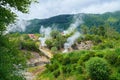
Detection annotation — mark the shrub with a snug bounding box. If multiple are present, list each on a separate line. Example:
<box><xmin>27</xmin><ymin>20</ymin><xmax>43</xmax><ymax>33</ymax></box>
<box><xmin>85</xmin><ymin>57</ymin><xmax>111</xmax><ymax>80</ymax></box>
<box><xmin>84</xmin><ymin>34</ymin><xmax>102</xmax><ymax>44</ymax></box>
<box><xmin>78</xmin><ymin>51</ymin><xmax>95</xmax><ymax>65</ymax></box>
<box><xmin>93</xmin><ymin>40</ymin><xmax>115</xmax><ymax>50</ymax></box>
<box><xmin>104</xmin><ymin>51</ymin><xmax>120</xmax><ymax>66</ymax></box>
<box><xmin>53</xmin><ymin>69</ymin><xmax>60</xmax><ymax>78</ymax></box>
<box><xmin>22</xmin><ymin>34</ymin><xmax>30</xmax><ymax>40</ymax></box>
<box><xmin>21</xmin><ymin>40</ymin><xmax>39</xmax><ymax>52</ymax></box>
<box><xmin>45</xmin><ymin>39</ymin><xmax>53</xmax><ymax>49</ymax></box>
<box><xmin>70</xmin><ymin>57</ymin><xmax>79</xmax><ymax>64</ymax></box>
<box><xmin>51</xmin><ymin>47</ymin><xmax>58</xmax><ymax>54</ymax></box>
<box><xmin>61</xmin><ymin>56</ymin><xmax>70</xmax><ymax>65</ymax></box>
<box><xmin>110</xmin><ymin>72</ymin><xmax>120</xmax><ymax>80</ymax></box>
<box><xmin>75</xmin><ymin>65</ymin><xmax>83</xmax><ymax>74</ymax></box>
<box><xmin>95</xmin><ymin>52</ymin><xmax>104</xmax><ymax>58</ymax></box>
<box><xmin>47</xmin><ymin>63</ymin><xmax>59</xmax><ymax>72</ymax></box>
<box><xmin>118</xmin><ymin>67</ymin><xmax>120</xmax><ymax>73</ymax></box>
<box><xmin>115</xmin><ymin>55</ymin><xmax>120</xmax><ymax>66</ymax></box>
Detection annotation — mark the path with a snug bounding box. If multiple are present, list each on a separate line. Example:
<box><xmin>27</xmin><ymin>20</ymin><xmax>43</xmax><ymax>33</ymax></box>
<box><xmin>39</xmin><ymin>47</ymin><xmax>53</xmax><ymax>58</ymax></box>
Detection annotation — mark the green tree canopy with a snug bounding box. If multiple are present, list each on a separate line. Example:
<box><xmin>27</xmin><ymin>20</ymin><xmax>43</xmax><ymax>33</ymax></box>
<box><xmin>0</xmin><ymin>0</ymin><xmax>36</xmax><ymax>80</ymax></box>
<box><xmin>0</xmin><ymin>0</ymin><xmax>35</xmax><ymax>33</ymax></box>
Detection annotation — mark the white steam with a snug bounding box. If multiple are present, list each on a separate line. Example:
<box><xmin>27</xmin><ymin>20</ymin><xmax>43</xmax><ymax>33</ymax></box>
<box><xmin>63</xmin><ymin>32</ymin><xmax>81</xmax><ymax>53</ymax></box>
<box><xmin>63</xmin><ymin>14</ymin><xmax>83</xmax><ymax>35</ymax></box>
<box><xmin>39</xmin><ymin>26</ymin><xmax>52</xmax><ymax>47</ymax></box>
<box><xmin>63</xmin><ymin>14</ymin><xmax>83</xmax><ymax>53</ymax></box>
<box><xmin>5</xmin><ymin>19</ymin><xmax>30</xmax><ymax>34</ymax></box>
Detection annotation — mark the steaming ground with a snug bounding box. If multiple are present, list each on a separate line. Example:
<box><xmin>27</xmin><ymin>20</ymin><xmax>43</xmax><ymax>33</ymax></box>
<box><xmin>39</xmin><ymin>26</ymin><xmax>52</xmax><ymax>47</ymax></box>
<box><xmin>63</xmin><ymin>32</ymin><xmax>81</xmax><ymax>53</ymax></box>
<box><xmin>39</xmin><ymin>14</ymin><xmax>83</xmax><ymax>53</ymax></box>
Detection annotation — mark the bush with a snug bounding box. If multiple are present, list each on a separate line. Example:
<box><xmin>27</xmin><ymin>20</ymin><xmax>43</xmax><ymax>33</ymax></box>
<box><xmin>93</xmin><ymin>42</ymin><xmax>114</xmax><ymax>50</ymax></box>
<box><xmin>53</xmin><ymin>69</ymin><xmax>60</xmax><ymax>78</ymax></box>
<box><xmin>110</xmin><ymin>73</ymin><xmax>120</xmax><ymax>80</ymax></box>
<box><xmin>84</xmin><ymin>34</ymin><xmax>102</xmax><ymax>44</ymax></box>
<box><xmin>45</xmin><ymin>39</ymin><xmax>53</xmax><ymax>49</ymax></box>
<box><xmin>21</xmin><ymin>40</ymin><xmax>39</xmax><ymax>52</ymax></box>
<box><xmin>85</xmin><ymin>57</ymin><xmax>111</xmax><ymax>80</ymax></box>
<box><xmin>47</xmin><ymin>63</ymin><xmax>59</xmax><ymax>72</ymax></box>
<box><xmin>78</xmin><ymin>51</ymin><xmax>95</xmax><ymax>65</ymax></box>
<box><xmin>75</xmin><ymin>65</ymin><xmax>83</xmax><ymax>74</ymax></box>
<box><xmin>22</xmin><ymin>34</ymin><xmax>30</xmax><ymax>40</ymax></box>
<box><xmin>61</xmin><ymin>56</ymin><xmax>70</xmax><ymax>65</ymax></box>
<box><xmin>104</xmin><ymin>50</ymin><xmax>120</xmax><ymax>66</ymax></box>
<box><xmin>51</xmin><ymin>47</ymin><xmax>58</xmax><ymax>54</ymax></box>
<box><xmin>118</xmin><ymin>67</ymin><xmax>120</xmax><ymax>73</ymax></box>
<box><xmin>115</xmin><ymin>55</ymin><xmax>120</xmax><ymax>66</ymax></box>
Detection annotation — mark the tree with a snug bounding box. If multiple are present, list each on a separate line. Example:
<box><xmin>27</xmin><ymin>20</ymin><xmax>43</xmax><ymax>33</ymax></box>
<box><xmin>50</xmin><ymin>30</ymin><xmax>60</xmax><ymax>39</ymax></box>
<box><xmin>85</xmin><ymin>57</ymin><xmax>111</xmax><ymax>80</ymax></box>
<box><xmin>98</xmin><ymin>26</ymin><xmax>105</xmax><ymax>36</ymax></box>
<box><xmin>0</xmin><ymin>0</ymin><xmax>35</xmax><ymax>80</ymax></box>
<box><xmin>90</xmin><ymin>26</ymin><xmax>98</xmax><ymax>34</ymax></box>
<box><xmin>0</xmin><ymin>0</ymin><xmax>36</xmax><ymax>33</ymax></box>
<box><xmin>80</xmin><ymin>24</ymin><xmax>89</xmax><ymax>34</ymax></box>
<box><xmin>49</xmin><ymin>30</ymin><xmax>66</xmax><ymax>50</ymax></box>
<box><xmin>104</xmin><ymin>24</ymin><xmax>120</xmax><ymax>39</ymax></box>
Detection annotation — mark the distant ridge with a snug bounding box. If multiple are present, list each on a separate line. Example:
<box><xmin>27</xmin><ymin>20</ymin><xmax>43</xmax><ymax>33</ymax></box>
<box><xmin>12</xmin><ymin>11</ymin><xmax>120</xmax><ymax>33</ymax></box>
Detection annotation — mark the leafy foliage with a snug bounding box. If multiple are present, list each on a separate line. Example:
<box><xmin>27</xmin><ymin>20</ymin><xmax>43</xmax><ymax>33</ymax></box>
<box><xmin>45</xmin><ymin>30</ymin><xmax>66</xmax><ymax>50</ymax></box>
<box><xmin>85</xmin><ymin>57</ymin><xmax>111</xmax><ymax>80</ymax></box>
<box><xmin>0</xmin><ymin>36</ymin><xmax>27</xmax><ymax>80</ymax></box>
<box><xmin>0</xmin><ymin>0</ymin><xmax>35</xmax><ymax>79</ymax></box>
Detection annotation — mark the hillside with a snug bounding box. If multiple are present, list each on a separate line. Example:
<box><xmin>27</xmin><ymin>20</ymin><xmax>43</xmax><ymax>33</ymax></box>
<box><xmin>6</xmin><ymin>11</ymin><xmax>120</xmax><ymax>80</ymax></box>
<box><xmin>7</xmin><ymin>11</ymin><xmax>120</xmax><ymax>79</ymax></box>
<box><xmin>20</xmin><ymin>11</ymin><xmax>120</xmax><ymax>33</ymax></box>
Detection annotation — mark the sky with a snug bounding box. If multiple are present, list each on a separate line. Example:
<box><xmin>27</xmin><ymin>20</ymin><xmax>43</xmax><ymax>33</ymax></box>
<box><xmin>17</xmin><ymin>0</ymin><xmax>120</xmax><ymax>20</ymax></box>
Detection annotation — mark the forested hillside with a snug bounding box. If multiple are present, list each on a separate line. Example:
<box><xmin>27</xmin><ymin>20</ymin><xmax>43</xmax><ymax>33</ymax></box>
<box><xmin>22</xmin><ymin>11</ymin><xmax>120</xmax><ymax>33</ymax></box>
<box><xmin>1</xmin><ymin>0</ymin><xmax>120</xmax><ymax>80</ymax></box>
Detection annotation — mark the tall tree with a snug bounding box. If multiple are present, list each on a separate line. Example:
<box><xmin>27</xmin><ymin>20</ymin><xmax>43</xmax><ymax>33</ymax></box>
<box><xmin>0</xmin><ymin>0</ymin><xmax>36</xmax><ymax>80</ymax></box>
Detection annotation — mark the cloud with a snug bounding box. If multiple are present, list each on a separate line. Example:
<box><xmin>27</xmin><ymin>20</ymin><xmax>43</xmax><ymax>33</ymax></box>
<box><xmin>80</xmin><ymin>0</ymin><xmax>120</xmax><ymax>14</ymax></box>
<box><xmin>17</xmin><ymin>0</ymin><xmax>120</xmax><ymax>20</ymax></box>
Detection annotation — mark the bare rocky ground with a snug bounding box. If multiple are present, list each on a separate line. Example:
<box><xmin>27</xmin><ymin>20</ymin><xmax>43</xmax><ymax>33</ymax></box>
<box><xmin>24</xmin><ymin>51</ymin><xmax>49</xmax><ymax>80</ymax></box>
<box><xmin>77</xmin><ymin>41</ymin><xmax>93</xmax><ymax>50</ymax></box>
<box><xmin>24</xmin><ymin>65</ymin><xmax>46</xmax><ymax>80</ymax></box>
<box><xmin>27</xmin><ymin>51</ymin><xmax>50</xmax><ymax>67</ymax></box>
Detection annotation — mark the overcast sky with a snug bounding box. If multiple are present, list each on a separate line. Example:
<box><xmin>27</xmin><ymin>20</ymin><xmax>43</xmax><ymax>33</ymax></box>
<box><xmin>17</xmin><ymin>0</ymin><xmax>120</xmax><ymax>20</ymax></box>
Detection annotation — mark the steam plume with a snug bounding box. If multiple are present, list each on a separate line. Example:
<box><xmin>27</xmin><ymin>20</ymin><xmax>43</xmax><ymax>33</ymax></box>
<box><xmin>63</xmin><ymin>14</ymin><xmax>83</xmax><ymax>52</ymax></box>
<box><xmin>63</xmin><ymin>32</ymin><xmax>81</xmax><ymax>53</ymax></box>
<box><xmin>63</xmin><ymin>14</ymin><xmax>83</xmax><ymax>35</ymax></box>
<box><xmin>5</xmin><ymin>19</ymin><xmax>30</xmax><ymax>34</ymax></box>
<box><xmin>39</xmin><ymin>26</ymin><xmax>52</xmax><ymax>47</ymax></box>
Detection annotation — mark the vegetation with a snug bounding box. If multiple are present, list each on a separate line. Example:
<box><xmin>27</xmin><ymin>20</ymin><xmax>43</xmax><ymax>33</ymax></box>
<box><xmin>1</xmin><ymin>1</ymin><xmax>120</xmax><ymax>80</ymax></box>
<box><xmin>45</xmin><ymin>30</ymin><xmax>66</xmax><ymax>51</ymax></box>
<box><xmin>36</xmin><ymin>24</ymin><xmax>120</xmax><ymax>80</ymax></box>
<box><xmin>85</xmin><ymin>57</ymin><xmax>111</xmax><ymax>80</ymax></box>
<box><xmin>14</xmin><ymin>11</ymin><xmax>120</xmax><ymax>33</ymax></box>
<box><xmin>0</xmin><ymin>0</ymin><xmax>35</xmax><ymax>79</ymax></box>
<box><xmin>37</xmin><ymin>48</ymin><xmax>120</xmax><ymax>80</ymax></box>
<box><xmin>4</xmin><ymin>20</ymin><xmax>120</xmax><ymax>80</ymax></box>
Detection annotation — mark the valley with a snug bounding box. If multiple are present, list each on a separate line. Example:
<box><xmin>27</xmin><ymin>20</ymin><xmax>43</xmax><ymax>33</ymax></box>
<box><xmin>1</xmin><ymin>0</ymin><xmax>120</xmax><ymax>80</ymax></box>
<box><xmin>6</xmin><ymin>11</ymin><xmax>120</xmax><ymax>80</ymax></box>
